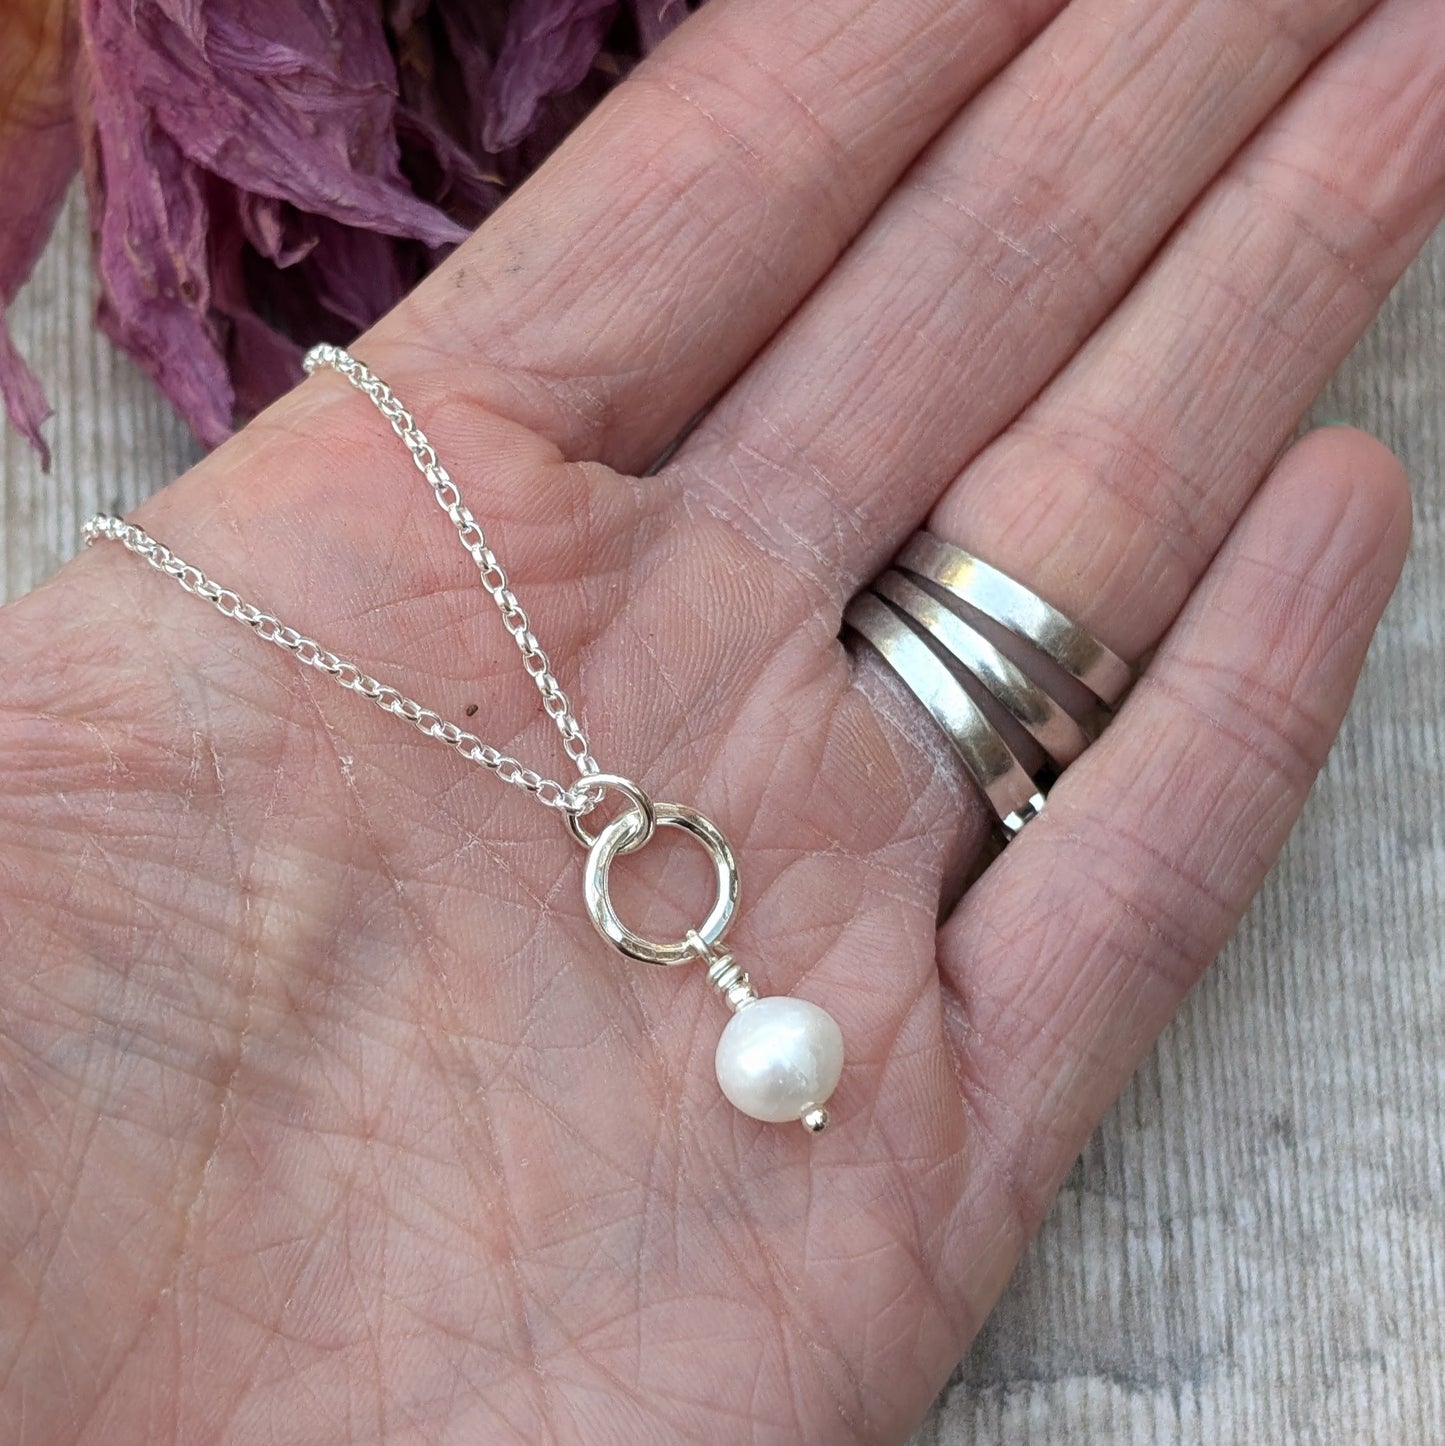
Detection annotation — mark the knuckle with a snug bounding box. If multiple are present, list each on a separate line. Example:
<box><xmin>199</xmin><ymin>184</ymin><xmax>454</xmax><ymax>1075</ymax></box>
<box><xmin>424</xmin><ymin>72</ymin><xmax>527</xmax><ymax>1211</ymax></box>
<box><xmin>1159</xmin><ymin>647</ymin><xmax>1337</xmax><ymax>792</ymax></box>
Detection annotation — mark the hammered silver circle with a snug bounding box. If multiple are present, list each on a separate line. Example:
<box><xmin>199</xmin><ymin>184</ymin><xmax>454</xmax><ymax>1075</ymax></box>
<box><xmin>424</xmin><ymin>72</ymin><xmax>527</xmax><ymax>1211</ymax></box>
<box><xmin>582</xmin><ymin>802</ymin><xmax>739</xmax><ymax>966</ymax></box>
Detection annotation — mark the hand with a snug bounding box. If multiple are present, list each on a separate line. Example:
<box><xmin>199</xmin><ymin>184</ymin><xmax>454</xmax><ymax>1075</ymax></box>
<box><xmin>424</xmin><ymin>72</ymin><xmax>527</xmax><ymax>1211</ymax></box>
<box><xmin>2</xmin><ymin>0</ymin><xmax>1441</xmax><ymax>1439</ymax></box>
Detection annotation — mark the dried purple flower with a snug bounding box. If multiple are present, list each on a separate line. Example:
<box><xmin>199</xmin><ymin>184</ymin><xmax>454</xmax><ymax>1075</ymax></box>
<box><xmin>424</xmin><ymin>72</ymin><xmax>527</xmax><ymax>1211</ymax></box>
<box><xmin>485</xmin><ymin>0</ymin><xmax>620</xmax><ymax>152</ymax></box>
<box><xmin>1</xmin><ymin>0</ymin><xmax>79</xmax><ymax>469</ymax></box>
<box><xmin>1</xmin><ymin>0</ymin><xmax>699</xmax><ymax>465</ymax></box>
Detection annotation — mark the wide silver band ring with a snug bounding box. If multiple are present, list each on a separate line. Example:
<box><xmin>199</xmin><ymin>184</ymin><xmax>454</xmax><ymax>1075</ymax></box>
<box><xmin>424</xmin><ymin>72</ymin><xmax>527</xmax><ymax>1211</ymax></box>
<box><xmin>898</xmin><ymin>533</ymin><xmax>1132</xmax><ymax>706</ymax></box>
<box><xmin>873</xmin><ymin>571</ymin><xmax>1093</xmax><ymax>767</ymax></box>
<box><xmin>845</xmin><ymin>533</ymin><xmax>1134</xmax><ymax>843</ymax></box>
<box><xmin>844</xmin><ymin>594</ymin><xmax>1047</xmax><ymax>838</ymax></box>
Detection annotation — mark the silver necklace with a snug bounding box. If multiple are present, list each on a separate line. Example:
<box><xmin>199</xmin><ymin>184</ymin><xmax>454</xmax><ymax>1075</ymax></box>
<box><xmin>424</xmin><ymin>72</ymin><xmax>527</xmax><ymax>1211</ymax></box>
<box><xmin>84</xmin><ymin>344</ymin><xmax>844</xmax><ymax>1135</ymax></box>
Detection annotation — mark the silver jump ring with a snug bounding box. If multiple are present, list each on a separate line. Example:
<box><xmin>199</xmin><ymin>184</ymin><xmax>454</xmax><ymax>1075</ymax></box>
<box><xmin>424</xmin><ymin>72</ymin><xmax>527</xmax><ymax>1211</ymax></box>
<box><xmin>565</xmin><ymin>773</ymin><xmax>657</xmax><ymax>851</ymax></box>
<box><xmin>582</xmin><ymin>802</ymin><xmax>740</xmax><ymax>965</ymax></box>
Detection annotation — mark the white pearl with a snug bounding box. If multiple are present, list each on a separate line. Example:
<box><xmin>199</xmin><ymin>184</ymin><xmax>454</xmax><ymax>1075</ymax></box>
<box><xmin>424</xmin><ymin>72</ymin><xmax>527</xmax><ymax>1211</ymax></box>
<box><xmin>714</xmin><ymin>996</ymin><xmax>844</xmax><ymax>1124</ymax></box>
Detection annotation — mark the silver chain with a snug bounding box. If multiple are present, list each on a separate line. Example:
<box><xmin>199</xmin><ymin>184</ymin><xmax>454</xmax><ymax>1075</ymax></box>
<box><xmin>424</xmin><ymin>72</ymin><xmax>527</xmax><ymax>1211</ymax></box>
<box><xmin>83</xmin><ymin>344</ymin><xmax>600</xmax><ymax>816</ymax></box>
<box><xmin>82</xmin><ymin>347</ymin><xmax>847</xmax><ymax>1134</ymax></box>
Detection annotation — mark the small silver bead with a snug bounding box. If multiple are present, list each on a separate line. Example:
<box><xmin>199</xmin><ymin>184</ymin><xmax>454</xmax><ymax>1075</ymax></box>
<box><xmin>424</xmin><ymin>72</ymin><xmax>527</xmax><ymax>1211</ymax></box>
<box><xmin>801</xmin><ymin>1105</ymin><xmax>830</xmax><ymax>1134</ymax></box>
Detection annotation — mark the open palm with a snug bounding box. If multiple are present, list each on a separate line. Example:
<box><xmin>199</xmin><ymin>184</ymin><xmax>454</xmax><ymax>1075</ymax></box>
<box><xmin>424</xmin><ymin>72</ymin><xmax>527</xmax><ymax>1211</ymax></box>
<box><xmin>2</xmin><ymin>0</ymin><xmax>1442</xmax><ymax>1440</ymax></box>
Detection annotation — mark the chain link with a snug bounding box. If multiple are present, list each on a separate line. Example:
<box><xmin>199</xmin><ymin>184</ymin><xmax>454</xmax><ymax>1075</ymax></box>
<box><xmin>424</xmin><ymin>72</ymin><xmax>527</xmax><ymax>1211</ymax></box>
<box><xmin>83</xmin><ymin>344</ymin><xmax>601</xmax><ymax>816</ymax></box>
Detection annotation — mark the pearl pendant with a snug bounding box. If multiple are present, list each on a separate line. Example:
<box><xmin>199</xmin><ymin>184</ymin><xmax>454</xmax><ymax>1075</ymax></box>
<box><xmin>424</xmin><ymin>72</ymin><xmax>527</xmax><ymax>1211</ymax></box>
<box><xmin>575</xmin><ymin>783</ymin><xmax>844</xmax><ymax>1133</ymax></box>
<box><xmin>714</xmin><ymin>996</ymin><xmax>845</xmax><ymax>1130</ymax></box>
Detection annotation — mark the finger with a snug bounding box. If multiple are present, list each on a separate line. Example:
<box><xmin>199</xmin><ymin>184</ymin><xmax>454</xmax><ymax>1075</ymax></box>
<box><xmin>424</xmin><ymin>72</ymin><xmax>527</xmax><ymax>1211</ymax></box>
<box><xmin>368</xmin><ymin>0</ymin><xmax>1068</xmax><ymax>471</ymax></box>
<box><xmin>925</xmin><ymin>0</ymin><xmax>1445</xmax><ymax>658</ymax></box>
<box><xmin>82</xmin><ymin>0</ymin><xmax>1070</xmax><ymax>759</ymax></box>
<box><xmin>673</xmin><ymin>0</ymin><xmax>1407</xmax><ymax>598</ymax></box>
<box><xmin>936</xmin><ymin>427</ymin><xmax>1410</xmax><ymax>1311</ymax></box>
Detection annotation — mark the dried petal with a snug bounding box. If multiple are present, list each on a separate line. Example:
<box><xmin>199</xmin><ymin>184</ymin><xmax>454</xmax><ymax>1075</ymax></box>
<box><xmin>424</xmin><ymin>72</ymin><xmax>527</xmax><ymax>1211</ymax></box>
<box><xmin>77</xmin><ymin>0</ymin><xmax>473</xmax><ymax>440</ymax></box>
<box><xmin>633</xmin><ymin>0</ymin><xmax>688</xmax><ymax>51</ymax></box>
<box><xmin>78</xmin><ymin>15</ymin><xmax>234</xmax><ymax>447</ymax></box>
<box><xmin>395</xmin><ymin>107</ymin><xmax>505</xmax><ymax>230</ymax></box>
<box><xmin>510</xmin><ymin>63</ymin><xmax>616</xmax><ymax>177</ymax></box>
<box><xmin>0</xmin><ymin>329</ymin><xmax>55</xmax><ymax>466</ymax></box>
<box><xmin>96</xmin><ymin>1</ymin><xmax>467</xmax><ymax>249</ymax></box>
<box><xmin>237</xmin><ymin>194</ymin><xmax>319</xmax><ymax>270</ymax></box>
<box><xmin>484</xmin><ymin>0</ymin><xmax>619</xmax><ymax>152</ymax></box>
<box><xmin>394</xmin><ymin>7</ymin><xmax>507</xmax><ymax>227</ymax></box>
<box><xmin>386</xmin><ymin>0</ymin><xmax>435</xmax><ymax>32</ymax></box>
<box><xmin>204</xmin><ymin>186</ymin><xmax>306</xmax><ymax>423</ymax></box>
<box><xmin>301</xmin><ymin>220</ymin><xmax>415</xmax><ymax>334</ymax></box>
<box><xmin>0</xmin><ymin>0</ymin><xmax>80</xmax><ymax>467</ymax></box>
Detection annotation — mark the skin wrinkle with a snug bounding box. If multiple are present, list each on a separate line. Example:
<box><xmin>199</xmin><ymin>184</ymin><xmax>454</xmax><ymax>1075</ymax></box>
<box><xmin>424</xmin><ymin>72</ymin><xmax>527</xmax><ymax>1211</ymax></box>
<box><xmin>628</xmin><ymin>1110</ymin><xmax>680</xmax><ymax>1413</ymax></box>
<box><xmin>941</xmin><ymin>1077</ymin><xmax>1039</xmax><ymax>1309</ymax></box>
<box><xmin>218</xmin><ymin>1179</ymin><xmax>360</xmax><ymax>1379</ymax></box>
<box><xmin>1009</xmin><ymin>894</ymin><xmax>1201</xmax><ymax>1094</ymax></box>
<box><xmin>0</xmin><ymin>1081</ymin><xmax>98</xmax><ymax>1401</ymax></box>
<box><xmin>259</xmin><ymin>391</ymin><xmax>649</xmax><ymax>612</ymax></box>
<box><xmin>697</xmin><ymin>442</ymin><xmax>845</xmax><ymax>584</ymax></box>
<box><xmin>842</xmin><ymin>655</ymin><xmax>991</xmax><ymax>884</ymax></box>
<box><xmin>175</xmin><ymin>691</ymin><xmax>506</xmax><ymax>1434</ymax></box>
<box><xmin>356</xmin><ymin>1155</ymin><xmax>389</xmax><ymax>1444</ymax></box>
<box><xmin>1233</xmin><ymin>169</ymin><xmax>1403</xmax><ymax>293</ymax></box>
<box><xmin>159</xmin><ymin>769</ymin><xmax>258</xmax><ymax>1446</ymax></box>
<box><xmin>450</xmin><ymin>112</ymin><xmax>734</xmax><ymax>448</ymax></box>
<box><xmin>500</xmin><ymin>1193</ymin><xmax>663</xmax><ymax>1435</ymax></box>
<box><xmin>146</xmin><ymin>451</ymin><xmax>634</xmax><ymax>865</ymax></box>
<box><xmin>960</xmin><ymin>1067</ymin><xmax>1103</xmax><ymax>1250</ymax></box>
<box><xmin>954</xmin><ymin>811</ymin><xmax>1204</xmax><ymax>1009</ymax></box>
<box><xmin>693</xmin><ymin>1184</ymin><xmax>860</xmax><ymax>1442</ymax></box>
<box><xmin>1056</xmin><ymin>814</ymin><xmax>1235</xmax><ymax>987</ymax></box>
<box><xmin>1150</xmin><ymin>652</ymin><xmax>1338</xmax><ymax>795</ymax></box>
<box><xmin>39</xmin><ymin>1051</ymin><xmax>154</xmax><ymax>1414</ymax></box>
<box><xmin>998</xmin><ymin>426</ymin><xmax>1222</xmax><ymax>575</ymax></box>
<box><xmin>304</xmin><ymin>674</ymin><xmax>560</xmax><ymax>918</ymax></box>
<box><xmin>1191</xmin><ymin>199</ymin><xmax>1375</xmax><ymax>350</ymax></box>
<box><xmin>609</xmin><ymin>532</ymin><xmax>798</xmax><ymax>795</ymax></box>
<box><xmin>847</xmin><ymin>997</ymin><xmax>961</xmax><ymax>1320</ymax></box>
<box><xmin>426</xmin><ymin>999</ymin><xmax>671</xmax><ymax>1437</ymax></box>
<box><xmin>907</xmin><ymin>177</ymin><xmax>1050</xmax><ymax>274</ymax></box>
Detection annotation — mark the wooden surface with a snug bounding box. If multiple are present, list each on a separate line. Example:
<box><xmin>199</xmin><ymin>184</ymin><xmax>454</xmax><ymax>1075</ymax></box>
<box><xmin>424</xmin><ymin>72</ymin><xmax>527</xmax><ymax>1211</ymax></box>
<box><xmin>4</xmin><ymin>192</ymin><xmax>1443</xmax><ymax>1445</ymax></box>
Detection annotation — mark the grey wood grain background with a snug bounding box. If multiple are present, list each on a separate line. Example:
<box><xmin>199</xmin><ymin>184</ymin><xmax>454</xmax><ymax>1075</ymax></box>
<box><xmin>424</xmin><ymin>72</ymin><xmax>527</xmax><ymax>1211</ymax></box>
<box><xmin>3</xmin><ymin>193</ymin><xmax>1442</xmax><ymax>1445</ymax></box>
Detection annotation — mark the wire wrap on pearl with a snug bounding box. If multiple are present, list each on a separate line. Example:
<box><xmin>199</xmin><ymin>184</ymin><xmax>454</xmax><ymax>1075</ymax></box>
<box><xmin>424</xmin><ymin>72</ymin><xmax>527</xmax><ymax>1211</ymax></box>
<box><xmin>688</xmin><ymin>932</ymin><xmax>758</xmax><ymax>1013</ymax></box>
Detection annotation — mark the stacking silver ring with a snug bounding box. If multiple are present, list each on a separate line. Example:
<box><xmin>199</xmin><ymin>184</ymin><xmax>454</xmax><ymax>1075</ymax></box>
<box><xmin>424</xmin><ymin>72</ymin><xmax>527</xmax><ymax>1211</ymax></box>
<box><xmin>845</xmin><ymin>533</ymin><xmax>1134</xmax><ymax>842</ymax></box>
<box><xmin>897</xmin><ymin>534</ymin><xmax>1132</xmax><ymax>706</ymax></box>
